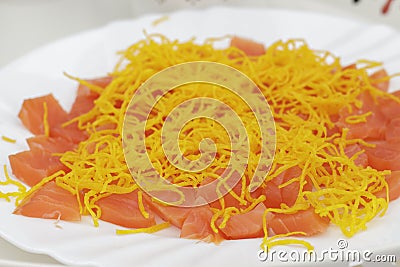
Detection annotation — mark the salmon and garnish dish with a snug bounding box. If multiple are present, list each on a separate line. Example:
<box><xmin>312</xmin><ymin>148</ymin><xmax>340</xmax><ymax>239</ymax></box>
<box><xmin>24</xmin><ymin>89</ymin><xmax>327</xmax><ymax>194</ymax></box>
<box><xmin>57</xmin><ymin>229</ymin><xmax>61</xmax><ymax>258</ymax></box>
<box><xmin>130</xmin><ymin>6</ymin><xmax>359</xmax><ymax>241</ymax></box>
<box><xmin>2</xmin><ymin>34</ymin><xmax>400</xmax><ymax>251</ymax></box>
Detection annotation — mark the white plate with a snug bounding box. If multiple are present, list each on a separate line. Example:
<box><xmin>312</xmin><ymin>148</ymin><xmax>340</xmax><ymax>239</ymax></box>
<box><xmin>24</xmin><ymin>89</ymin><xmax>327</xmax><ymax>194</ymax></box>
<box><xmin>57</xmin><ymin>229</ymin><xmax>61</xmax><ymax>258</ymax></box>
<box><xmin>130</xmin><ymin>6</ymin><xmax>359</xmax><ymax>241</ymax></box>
<box><xmin>1</xmin><ymin>6</ymin><xmax>400</xmax><ymax>267</ymax></box>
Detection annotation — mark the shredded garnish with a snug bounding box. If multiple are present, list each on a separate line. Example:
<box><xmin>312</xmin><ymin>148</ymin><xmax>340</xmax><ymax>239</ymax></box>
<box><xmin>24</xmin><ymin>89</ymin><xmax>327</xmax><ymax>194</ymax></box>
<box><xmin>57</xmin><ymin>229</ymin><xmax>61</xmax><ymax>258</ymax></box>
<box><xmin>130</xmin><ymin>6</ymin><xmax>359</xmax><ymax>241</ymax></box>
<box><xmin>345</xmin><ymin>111</ymin><xmax>372</xmax><ymax>124</ymax></box>
<box><xmin>14</xmin><ymin>170</ymin><xmax>65</xmax><ymax>207</ymax></box>
<box><xmin>1</xmin><ymin>136</ymin><xmax>16</xmax><ymax>143</ymax></box>
<box><xmin>0</xmin><ymin>165</ymin><xmax>26</xmax><ymax>203</ymax></box>
<box><xmin>262</xmin><ymin>231</ymin><xmax>314</xmax><ymax>252</ymax></box>
<box><xmin>43</xmin><ymin>102</ymin><xmax>50</xmax><ymax>137</ymax></box>
<box><xmin>152</xmin><ymin>15</ymin><xmax>169</xmax><ymax>27</ymax></box>
<box><xmin>137</xmin><ymin>190</ymin><xmax>150</xmax><ymax>219</ymax></box>
<box><xmin>54</xmin><ymin>212</ymin><xmax>63</xmax><ymax>229</ymax></box>
<box><xmin>116</xmin><ymin>222</ymin><xmax>170</xmax><ymax>235</ymax></box>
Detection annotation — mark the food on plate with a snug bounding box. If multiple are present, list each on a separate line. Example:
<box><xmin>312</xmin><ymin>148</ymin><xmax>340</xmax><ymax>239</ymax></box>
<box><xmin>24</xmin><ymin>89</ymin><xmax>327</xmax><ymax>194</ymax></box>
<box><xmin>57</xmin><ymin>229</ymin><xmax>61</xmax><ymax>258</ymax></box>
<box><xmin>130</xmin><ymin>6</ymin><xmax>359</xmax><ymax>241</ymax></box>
<box><xmin>13</xmin><ymin>180</ymin><xmax>81</xmax><ymax>221</ymax></box>
<box><xmin>2</xmin><ymin>34</ymin><xmax>400</xmax><ymax>250</ymax></box>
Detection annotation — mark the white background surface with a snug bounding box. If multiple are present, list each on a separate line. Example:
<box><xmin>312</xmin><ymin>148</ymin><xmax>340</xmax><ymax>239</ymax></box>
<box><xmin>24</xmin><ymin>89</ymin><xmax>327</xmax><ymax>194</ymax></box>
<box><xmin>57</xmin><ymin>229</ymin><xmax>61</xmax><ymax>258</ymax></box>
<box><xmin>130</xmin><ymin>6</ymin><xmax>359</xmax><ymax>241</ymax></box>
<box><xmin>0</xmin><ymin>1</ymin><xmax>400</xmax><ymax>266</ymax></box>
<box><xmin>1</xmin><ymin>0</ymin><xmax>400</xmax><ymax>68</ymax></box>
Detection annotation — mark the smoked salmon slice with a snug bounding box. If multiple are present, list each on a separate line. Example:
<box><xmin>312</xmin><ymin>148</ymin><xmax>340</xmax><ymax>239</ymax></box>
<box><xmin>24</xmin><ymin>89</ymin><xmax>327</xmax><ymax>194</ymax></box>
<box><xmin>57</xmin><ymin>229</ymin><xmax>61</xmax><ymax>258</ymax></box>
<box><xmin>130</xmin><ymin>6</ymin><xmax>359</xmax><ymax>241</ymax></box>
<box><xmin>230</xmin><ymin>36</ymin><xmax>266</xmax><ymax>57</ymax></box>
<box><xmin>370</xmin><ymin>69</ymin><xmax>389</xmax><ymax>92</ymax></box>
<box><xmin>18</xmin><ymin>94</ymin><xmax>69</xmax><ymax>135</ymax></box>
<box><xmin>376</xmin><ymin>91</ymin><xmax>400</xmax><ymax>120</ymax></box>
<box><xmin>27</xmin><ymin>135</ymin><xmax>77</xmax><ymax>153</ymax></box>
<box><xmin>8</xmin><ymin>149</ymin><xmax>68</xmax><ymax>187</ymax></box>
<box><xmin>375</xmin><ymin>171</ymin><xmax>400</xmax><ymax>201</ymax></box>
<box><xmin>263</xmin><ymin>166</ymin><xmax>311</xmax><ymax>208</ymax></box>
<box><xmin>364</xmin><ymin>141</ymin><xmax>400</xmax><ymax>171</ymax></box>
<box><xmin>143</xmin><ymin>194</ymin><xmax>191</xmax><ymax>228</ymax></box>
<box><xmin>218</xmin><ymin>202</ymin><xmax>266</xmax><ymax>239</ymax></box>
<box><xmin>69</xmin><ymin>77</ymin><xmax>111</xmax><ymax>118</ymax></box>
<box><xmin>14</xmin><ymin>181</ymin><xmax>80</xmax><ymax>221</ymax></box>
<box><xmin>344</xmin><ymin>144</ymin><xmax>368</xmax><ymax>167</ymax></box>
<box><xmin>50</xmin><ymin>122</ymin><xmax>88</xmax><ymax>144</ymax></box>
<box><xmin>385</xmin><ymin>171</ymin><xmax>400</xmax><ymax>201</ymax></box>
<box><xmin>267</xmin><ymin>208</ymin><xmax>329</xmax><ymax>236</ymax></box>
<box><xmin>96</xmin><ymin>192</ymin><xmax>156</xmax><ymax>228</ymax></box>
<box><xmin>200</xmin><ymin>170</ymin><xmax>261</xmax><ymax>210</ymax></box>
<box><xmin>336</xmin><ymin>92</ymin><xmax>387</xmax><ymax>140</ymax></box>
<box><xmin>180</xmin><ymin>204</ymin><xmax>223</xmax><ymax>243</ymax></box>
<box><xmin>385</xmin><ymin>117</ymin><xmax>400</xmax><ymax>142</ymax></box>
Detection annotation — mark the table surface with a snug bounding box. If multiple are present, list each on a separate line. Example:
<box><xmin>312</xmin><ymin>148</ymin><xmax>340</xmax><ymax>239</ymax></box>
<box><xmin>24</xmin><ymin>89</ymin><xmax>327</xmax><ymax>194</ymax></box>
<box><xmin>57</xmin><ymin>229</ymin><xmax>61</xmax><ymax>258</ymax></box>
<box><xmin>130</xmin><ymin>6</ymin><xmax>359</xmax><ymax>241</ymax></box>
<box><xmin>0</xmin><ymin>0</ymin><xmax>400</xmax><ymax>266</ymax></box>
